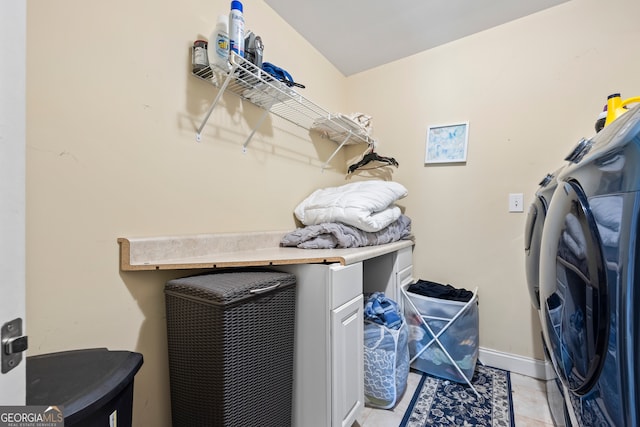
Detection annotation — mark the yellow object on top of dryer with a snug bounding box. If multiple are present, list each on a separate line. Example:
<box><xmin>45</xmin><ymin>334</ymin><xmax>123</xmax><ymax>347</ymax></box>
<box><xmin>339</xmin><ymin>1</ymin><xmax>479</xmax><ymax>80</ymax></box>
<box><xmin>605</xmin><ymin>93</ymin><xmax>640</xmax><ymax>126</ymax></box>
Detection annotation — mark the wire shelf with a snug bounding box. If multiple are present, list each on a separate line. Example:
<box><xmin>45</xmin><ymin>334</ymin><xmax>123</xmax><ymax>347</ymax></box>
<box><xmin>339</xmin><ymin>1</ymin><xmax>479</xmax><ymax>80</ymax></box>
<box><xmin>192</xmin><ymin>53</ymin><xmax>375</xmax><ymax>153</ymax></box>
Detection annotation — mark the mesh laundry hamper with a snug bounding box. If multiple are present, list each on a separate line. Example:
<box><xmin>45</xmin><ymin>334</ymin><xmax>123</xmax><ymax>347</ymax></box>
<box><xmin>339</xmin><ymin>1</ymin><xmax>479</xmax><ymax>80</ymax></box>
<box><xmin>164</xmin><ymin>269</ymin><xmax>296</xmax><ymax>427</ymax></box>
<box><xmin>401</xmin><ymin>282</ymin><xmax>480</xmax><ymax>396</ymax></box>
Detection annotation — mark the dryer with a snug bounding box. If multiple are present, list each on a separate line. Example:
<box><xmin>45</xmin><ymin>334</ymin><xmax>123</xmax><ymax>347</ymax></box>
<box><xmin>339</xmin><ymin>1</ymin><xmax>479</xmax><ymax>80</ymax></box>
<box><xmin>525</xmin><ymin>168</ymin><xmax>561</xmax><ymax>310</ymax></box>
<box><xmin>524</xmin><ymin>167</ymin><xmax>569</xmax><ymax>425</ymax></box>
<box><xmin>538</xmin><ymin>105</ymin><xmax>640</xmax><ymax>426</ymax></box>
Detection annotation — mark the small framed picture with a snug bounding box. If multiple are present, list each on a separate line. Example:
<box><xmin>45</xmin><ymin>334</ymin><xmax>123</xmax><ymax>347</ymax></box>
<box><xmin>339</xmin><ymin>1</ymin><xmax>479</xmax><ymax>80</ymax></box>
<box><xmin>425</xmin><ymin>122</ymin><xmax>469</xmax><ymax>164</ymax></box>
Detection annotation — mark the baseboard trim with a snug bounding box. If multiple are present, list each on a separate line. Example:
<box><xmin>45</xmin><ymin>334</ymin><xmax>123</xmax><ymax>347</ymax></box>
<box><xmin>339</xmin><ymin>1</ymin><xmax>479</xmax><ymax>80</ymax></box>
<box><xmin>479</xmin><ymin>347</ymin><xmax>556</xmax><ymax>380</ymax></box>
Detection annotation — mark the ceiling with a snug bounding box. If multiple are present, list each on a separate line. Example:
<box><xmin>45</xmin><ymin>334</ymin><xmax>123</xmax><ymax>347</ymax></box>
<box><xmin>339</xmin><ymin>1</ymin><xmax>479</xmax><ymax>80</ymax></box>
<box><xmin>264</xmin><ymin>0</ymin><xmax>569</xmax><ymax>76</ymax></box>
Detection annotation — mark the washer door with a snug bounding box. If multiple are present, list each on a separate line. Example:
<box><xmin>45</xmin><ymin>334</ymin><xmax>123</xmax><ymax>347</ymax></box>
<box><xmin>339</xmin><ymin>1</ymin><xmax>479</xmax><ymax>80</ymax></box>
<box><xmin>541</xmin><ymin>179</ymin><xmax>609</xmax><ymax>395</ymax></box>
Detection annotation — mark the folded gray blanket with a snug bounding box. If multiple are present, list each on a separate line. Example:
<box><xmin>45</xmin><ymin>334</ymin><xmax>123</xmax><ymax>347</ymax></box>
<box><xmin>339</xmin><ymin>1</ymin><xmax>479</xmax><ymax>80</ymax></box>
<box><xmin>281</xmin><ymin>215</ymin><xmax>412</xmax><ymax>249</ymax></box>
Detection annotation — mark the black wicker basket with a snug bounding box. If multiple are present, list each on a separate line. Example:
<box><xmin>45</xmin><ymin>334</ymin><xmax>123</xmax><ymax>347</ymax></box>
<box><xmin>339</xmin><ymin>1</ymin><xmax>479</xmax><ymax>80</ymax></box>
<box><xmin>165</xmin><ymin>270</ymin><xmax>296</xmax><ymax>427</ymax></box>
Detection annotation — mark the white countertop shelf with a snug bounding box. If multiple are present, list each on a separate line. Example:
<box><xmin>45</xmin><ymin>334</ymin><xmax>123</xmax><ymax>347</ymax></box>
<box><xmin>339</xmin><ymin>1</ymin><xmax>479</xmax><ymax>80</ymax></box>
<box><xmin>117</xmin><ymin>231</ymin><xmax>413</xmax><ymax>271</ymax></box>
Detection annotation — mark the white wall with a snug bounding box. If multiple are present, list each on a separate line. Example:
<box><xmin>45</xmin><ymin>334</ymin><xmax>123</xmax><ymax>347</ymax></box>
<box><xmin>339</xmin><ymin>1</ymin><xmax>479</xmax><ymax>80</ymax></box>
<box><xmin>346</xmin><ymin>0</ymin><xmax>640</xmax><ymax>359</ymax></box>
<box><xmin>26</xmin><ymin>1</ymin><xmax>350</xmax><ymax>425</ymax></box>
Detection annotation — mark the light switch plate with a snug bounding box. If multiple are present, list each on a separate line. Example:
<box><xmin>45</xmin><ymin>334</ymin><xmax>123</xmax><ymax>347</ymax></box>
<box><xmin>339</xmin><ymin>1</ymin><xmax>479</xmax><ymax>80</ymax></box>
<box><xmin>509</xmin><ymin>193</ymin><xmax>524</xmax><ymax>212</ymax></box>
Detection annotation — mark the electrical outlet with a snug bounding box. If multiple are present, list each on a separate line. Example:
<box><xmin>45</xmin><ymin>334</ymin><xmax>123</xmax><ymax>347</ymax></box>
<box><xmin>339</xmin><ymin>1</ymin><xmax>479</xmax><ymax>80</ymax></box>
<box><xmin>509</xmin><ymin>193</ymin><xmax>524</xmax><ymax>212</ymax></box>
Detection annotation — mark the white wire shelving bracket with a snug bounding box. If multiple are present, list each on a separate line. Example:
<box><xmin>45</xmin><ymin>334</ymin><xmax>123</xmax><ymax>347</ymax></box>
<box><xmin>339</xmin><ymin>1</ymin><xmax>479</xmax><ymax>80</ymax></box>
<box><xmin>192</xmin><ymin>52</ymin><xmax>375</xmax><ymax>167</ymax></box>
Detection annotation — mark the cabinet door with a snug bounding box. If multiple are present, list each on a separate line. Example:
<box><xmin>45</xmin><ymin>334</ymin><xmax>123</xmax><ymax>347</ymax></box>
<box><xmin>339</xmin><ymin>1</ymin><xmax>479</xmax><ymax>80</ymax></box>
<box><xmin>331</xmin><ymin>294</ymin><xmax>364</xmax><ymax>427</ymax></box>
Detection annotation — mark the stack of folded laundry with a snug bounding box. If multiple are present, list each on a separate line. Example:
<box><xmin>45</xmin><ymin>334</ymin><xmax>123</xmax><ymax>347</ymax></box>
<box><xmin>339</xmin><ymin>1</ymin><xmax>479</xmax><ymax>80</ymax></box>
<box><xmin>280</xmin><ymin>180</ymin><xmax>413</xmax><ymax>249</ymax></box>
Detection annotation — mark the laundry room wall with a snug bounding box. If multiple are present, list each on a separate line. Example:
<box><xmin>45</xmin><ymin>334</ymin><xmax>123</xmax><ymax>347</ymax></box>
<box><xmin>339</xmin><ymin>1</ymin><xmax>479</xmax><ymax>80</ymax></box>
<box><xmin>346</xmin><ymin>0</ymin><xmax>640</xmax><ymax>361</ymax></box>
<box><xmin>25</xmin><ymin>1</ymin><xmax>353</xmax><ymax>426</ymax></box>
<box><xmin>24</xmin><ymin>0</ymin><xmax>640</xmax><ymax>426</ymax></box>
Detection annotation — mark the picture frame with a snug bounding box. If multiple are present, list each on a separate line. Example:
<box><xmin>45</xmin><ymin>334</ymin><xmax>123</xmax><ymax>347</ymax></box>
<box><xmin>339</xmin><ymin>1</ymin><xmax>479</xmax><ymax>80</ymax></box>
<box><xmin>424</xmin><ymin>121</ymin><xmax>469</xmax><ymax>164</ymax></box>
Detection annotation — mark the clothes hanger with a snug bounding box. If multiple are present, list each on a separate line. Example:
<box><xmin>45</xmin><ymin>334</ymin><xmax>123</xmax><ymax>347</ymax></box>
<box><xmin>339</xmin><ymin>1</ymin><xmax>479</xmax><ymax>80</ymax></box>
<box><xmin>347</xmin><ymin>147</ymin><xmax>399</xmax><ymax>174</ymax></box>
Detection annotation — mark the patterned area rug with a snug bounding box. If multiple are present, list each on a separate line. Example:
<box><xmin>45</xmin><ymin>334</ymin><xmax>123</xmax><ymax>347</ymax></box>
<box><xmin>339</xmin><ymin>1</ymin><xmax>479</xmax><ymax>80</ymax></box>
<box><xmin>400</xmin><ymin>365</ymin><xmax>515</xmax><ymax>427</ymax></box>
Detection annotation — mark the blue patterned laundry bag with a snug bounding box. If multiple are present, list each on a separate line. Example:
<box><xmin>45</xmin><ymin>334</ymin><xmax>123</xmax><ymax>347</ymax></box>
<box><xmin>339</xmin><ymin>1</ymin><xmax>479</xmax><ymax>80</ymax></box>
<box><xmin>363</xmin><ymin>292</ymin><xmax>410</xmax><ymax>409</ymax></box>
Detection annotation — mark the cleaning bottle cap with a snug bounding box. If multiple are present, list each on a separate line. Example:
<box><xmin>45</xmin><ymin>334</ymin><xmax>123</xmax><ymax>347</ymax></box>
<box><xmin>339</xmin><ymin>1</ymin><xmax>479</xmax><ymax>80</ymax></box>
<box><xmin>231</xmin><ymin>1</ymin><xmax>243</xmax><ymax>12</ymax></box>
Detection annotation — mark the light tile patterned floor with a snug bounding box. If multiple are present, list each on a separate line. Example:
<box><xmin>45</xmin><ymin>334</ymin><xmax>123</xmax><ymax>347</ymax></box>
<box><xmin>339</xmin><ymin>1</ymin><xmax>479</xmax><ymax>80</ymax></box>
<box><xmin>354</xmin><ymin>371</ymin><xmax>554</xmax><ymax>427</ymax></box>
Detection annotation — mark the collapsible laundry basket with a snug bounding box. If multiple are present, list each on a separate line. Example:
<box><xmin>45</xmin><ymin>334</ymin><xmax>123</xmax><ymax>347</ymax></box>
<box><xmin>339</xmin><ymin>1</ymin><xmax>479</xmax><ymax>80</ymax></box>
<box><xmin>363</xmin><ymin>293</ymin><xmax>410</xmax><ymax>409</ymax></box>
<box><xmin>164</xmin><ymin>270</ymin><xmax>296</xmax><ymax>427</ymax></box>
<box><xmin>401</xmin><ymin>282</ymin><xmax>479</xmax><ymax>396</ymax></box>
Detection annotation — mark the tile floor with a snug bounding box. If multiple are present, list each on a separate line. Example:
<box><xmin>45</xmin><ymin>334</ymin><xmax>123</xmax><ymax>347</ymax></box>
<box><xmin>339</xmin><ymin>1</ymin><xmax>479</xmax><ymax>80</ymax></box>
<box><xmin>354</xmin><ymin>370</ymin><xmax>554</xmax><ymax>426</ymax></box>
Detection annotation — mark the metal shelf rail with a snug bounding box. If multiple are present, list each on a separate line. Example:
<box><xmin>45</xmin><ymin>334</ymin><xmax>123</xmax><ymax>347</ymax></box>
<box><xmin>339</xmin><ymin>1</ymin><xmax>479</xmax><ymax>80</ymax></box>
<box><xmin>192</xmin><ymin>53</ymin><xmax>374</xmax><ymax>169</ymax></box>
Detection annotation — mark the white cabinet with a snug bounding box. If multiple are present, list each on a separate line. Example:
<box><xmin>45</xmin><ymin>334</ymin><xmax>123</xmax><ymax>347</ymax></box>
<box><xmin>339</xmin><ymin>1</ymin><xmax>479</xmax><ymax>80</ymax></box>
<box><xmin>277</xmin><ymin>262</ymin><xmax>364</xmax><ymax>427</ymax></box>
<box><xmin>278</xmin><ymin>245</ymin><xmax>413</xmax><ymax>427</ymax></box>
<box><xmin>395</xmin><ymin>246</ymin><xmax>414</xmax><ymax>311</ymax></box>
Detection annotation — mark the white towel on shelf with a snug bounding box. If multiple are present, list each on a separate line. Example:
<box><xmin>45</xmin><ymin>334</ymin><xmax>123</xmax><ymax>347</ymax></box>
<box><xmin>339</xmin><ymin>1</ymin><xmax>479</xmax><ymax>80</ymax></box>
<box><xmin>312</xmin><ymin>112</ymin><xmax>373</xmax><ymax>145</ymax></box>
